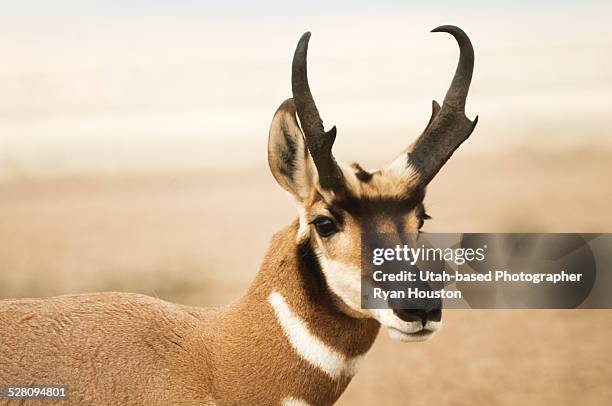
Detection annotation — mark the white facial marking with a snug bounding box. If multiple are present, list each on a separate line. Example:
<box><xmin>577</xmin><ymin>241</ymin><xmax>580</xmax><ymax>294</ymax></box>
<box><xmin>296</xmin><ymin>205</ymin><xmax>309</xmax><ymax>242</ymax></box>
<box><xmin>372</xmin><ymin>309</ymin><xmax>421</xmax><ymax>333</ymax></box>
<box><xmin>268</xmin><ymin>291</ymin><xmax>364</xmax><ymax>379</ymax></box>
<box><xmin>314</xmin><ymin>250</ymin><xmax>442</xmax><ymax>343</ymax></box>
<box><xmin>282</xmin><ymin>397</ymin><xmax>312</xmax><ymax>406</ymax></box>
<box><xmin>373</xmin><ymin>309</ymin><xmax>442</xmax><ymax>342</ymax></box>
<box><xmin>314</xmin><ymin>249</ymin><xmax>363</xmax><ymax>313</ymax></box>
<box><xmin>427</xmin><ymin>320</ymin><xmax>442</xmax><ymax>332</ymax></box>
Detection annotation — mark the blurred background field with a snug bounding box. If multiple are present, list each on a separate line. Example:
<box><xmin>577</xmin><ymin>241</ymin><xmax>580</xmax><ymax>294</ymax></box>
<box><xmin>1</xmin><ymin>1</ymin><xmax>612</xmax><ymax>405</ymax></box>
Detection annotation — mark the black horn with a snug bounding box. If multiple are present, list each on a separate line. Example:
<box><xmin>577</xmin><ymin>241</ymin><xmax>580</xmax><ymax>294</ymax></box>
<box><xmin>292</xmin><ymin>32</ymin><xmax>345</xmax><ymax>193</ymax></box>
<box><xmin>408</xmin><ymin>25</ymin><xmax>478</xmax><ymax>187</ymax></box>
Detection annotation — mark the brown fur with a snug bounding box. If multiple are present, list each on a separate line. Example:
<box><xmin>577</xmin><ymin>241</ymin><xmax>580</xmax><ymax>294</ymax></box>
<box><xmin>0</xmin><ymin>222</ymin><xmax>378</xmax><ymax>405</ymax></box>
<box><xmin>0</xmin><ymin>26</ymin><xmax>478</xmax><ymax>405</ymax></box>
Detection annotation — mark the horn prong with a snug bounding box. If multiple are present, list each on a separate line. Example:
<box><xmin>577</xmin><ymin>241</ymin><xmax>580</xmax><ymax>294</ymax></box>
<box><xmin>291</xmin><ymin>32</ymin><xmax>345</xmax><ymax>192</ymax></box>
<box><xmin>407</xmin><ymin>25</ymin><xmax>478</xmax><ymax>186</ymax></box>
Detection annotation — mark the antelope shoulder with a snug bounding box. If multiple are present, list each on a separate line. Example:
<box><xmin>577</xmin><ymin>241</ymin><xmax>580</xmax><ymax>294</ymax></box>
<box><xmin>0</xmin><ymin>292</ymin><xmax>218</xmax><ymax>405</ymax></box>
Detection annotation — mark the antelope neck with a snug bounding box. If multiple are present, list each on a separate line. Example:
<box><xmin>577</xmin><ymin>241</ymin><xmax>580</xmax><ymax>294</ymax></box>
<box><xmin>210</xmin><ymin>222</ymin><xmax>379</xmax><ymax>405</ymax></box>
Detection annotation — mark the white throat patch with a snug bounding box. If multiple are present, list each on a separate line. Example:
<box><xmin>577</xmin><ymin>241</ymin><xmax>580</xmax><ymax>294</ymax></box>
<box><xmin>268</xmin><ymin>291</ymin><xmax>363</xmax><ymax>379</ymax></box>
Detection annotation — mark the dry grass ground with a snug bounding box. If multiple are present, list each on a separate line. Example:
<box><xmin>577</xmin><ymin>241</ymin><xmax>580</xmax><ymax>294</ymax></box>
<box><xmin>1</xmin><ymin>149</ymin><xmax>611</xmax><ymax>405</ymax></box>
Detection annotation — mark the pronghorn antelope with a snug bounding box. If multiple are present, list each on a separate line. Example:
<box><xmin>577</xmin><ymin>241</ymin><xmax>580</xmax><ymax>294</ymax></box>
<box><xmin>0</xmin><ymin>25</ymin><xmax>477</xmax><ymax>405</ymax></box>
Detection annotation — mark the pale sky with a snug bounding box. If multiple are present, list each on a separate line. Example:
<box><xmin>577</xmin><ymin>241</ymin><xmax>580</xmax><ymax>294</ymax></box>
<box><xmin>1</xmin><ymin>1</ymin><xmax>611</xmax><ymax>177</ymax></box>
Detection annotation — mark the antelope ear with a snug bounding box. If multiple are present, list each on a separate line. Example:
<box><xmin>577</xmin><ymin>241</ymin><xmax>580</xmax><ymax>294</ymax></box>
<box><xmin>268</xmin><ymin>99</ymin><xmax>315</xmax><ymax>202</ymax></box>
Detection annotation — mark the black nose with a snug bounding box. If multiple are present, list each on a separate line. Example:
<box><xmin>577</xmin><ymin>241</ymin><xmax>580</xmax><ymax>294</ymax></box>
<box><xmin>394</xmin><ymin>307</ymin><xmax>442</xmax><ymax>326</ymax></box>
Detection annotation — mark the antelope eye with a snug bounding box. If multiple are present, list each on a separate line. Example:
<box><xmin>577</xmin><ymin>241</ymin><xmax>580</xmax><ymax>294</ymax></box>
<box><xmin>312</xmin><ymin>217</ymin><xmax>338</xmax><ymax>238</ymax></box>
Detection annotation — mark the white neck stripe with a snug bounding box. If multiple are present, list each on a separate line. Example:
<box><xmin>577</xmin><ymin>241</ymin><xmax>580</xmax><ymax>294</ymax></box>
<box><xmin>268</xmin><ymin>291</ymin><xmax>363</xmax><ymax>379</ymax></box>
<box><xmin>282</xmin><ymin>396</ymin><xmax>312</xmax><ymax>406</ymax></box>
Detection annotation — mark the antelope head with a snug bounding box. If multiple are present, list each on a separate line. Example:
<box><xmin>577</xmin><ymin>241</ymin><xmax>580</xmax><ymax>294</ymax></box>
<box><xmin>268</xmin><ymin>26</ymin><xmax>477</xmax><ymax>342</ymax></box>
